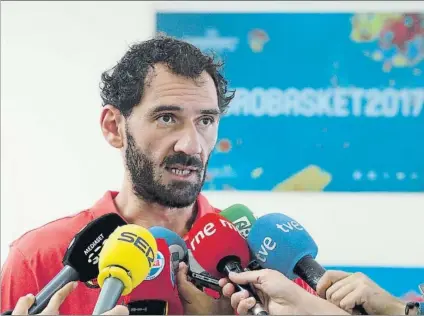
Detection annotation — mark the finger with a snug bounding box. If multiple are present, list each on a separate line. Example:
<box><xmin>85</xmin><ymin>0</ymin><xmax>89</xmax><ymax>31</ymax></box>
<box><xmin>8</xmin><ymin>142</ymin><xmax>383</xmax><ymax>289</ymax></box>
<box><xmin>228</xmin><ymin>270</ymin><xmax>266</xmax><ymax>285</ymax></box>
<box><xmin>339</xmin><ymin>288</ymin><xmax>363</xmax><ymax>315</ymax></box>
<box><xmin>255</xmin><ymin>289</ymin><xmax>266</xmax><ymax>306</ymax></box>
<box><xmin>176</xmin><ymin>262</ymin><xmax>203</xmax><ymax>300</ymax></box>
<box><xmin>326</xmin><ymin>279</ymin><xmax>349</xmax><ymax>302</ymax></box>
<box><xmin>324</xmin><ymin>273</ymin><xmax>354</xmax><ymax>302</ymax></box>
<box><xmin>102</xmin><ymin>305</ymin><xmax>129</xmax><ymax>315</ymax></box>
<box><xmin>218</xmin><ymin>277</ymin><xmax>230</xmax><ymax>287</ymax></box>
<box><xmin>12</xmin><ymin>294</ymin><xmax>35</xmax><ymax>315</ymax></box>
<box><xmin>230</xmin><ymin>290</ymin><xmax>250</xmax><ymax>310</ymax></box>
<box><xmin>222</xmin><ymin>283</ymin><xmax>236</xmax><ymax>298</ymax></box>
<box><xmin>237</xmin><ymin>297</ymin><xmax>256</xmax><ymax>315</ymax></box>
<box><xmin>176</xmin><ymin>261</ymin><xmax>190</xmax><ymax>289</ymax></box>
<box><xmin>328</xmin><ymin>282</ymin><xmax>356</xmax><ymax>307</ymax></box>
<box><xmin>40</xmin><ymin>281</ymin><xmax>78</xmax><ymax>315</ymax></box>
<box><xmin>177</xmin><ymin>261</ymin><xmax>189</xmax><ymax>277</ymax></box>
<box><xmin>316</xmin><ymin>270</ymin><xmax>351</xmax><ymax>298</ymax></box>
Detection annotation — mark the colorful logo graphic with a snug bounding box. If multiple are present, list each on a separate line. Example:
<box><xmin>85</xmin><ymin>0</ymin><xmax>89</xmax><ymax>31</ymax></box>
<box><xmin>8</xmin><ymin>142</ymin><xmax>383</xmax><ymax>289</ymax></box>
<box><xmin>350</xmin><ymin>13</ymin><xmax>424</xmax><ymax>72</ymax></box>
<box><xmin>248</xmin><ymin>29</ymin><xmax>269</xmax><ymax>53</ymax></box>
<box><xmin>216</xmin><ymin>138</ymin><xmax>232</xmax><ymax>153</ymax></box>
<box><xmin>232</xmin><ymin>216</ymin><xmax>253</xmax><ymax>238</ymax></box>
<box><xmin>251</xmin><ymin>167</ymin><xmax>264</xmax><ymax>179</ymax></box>
<box><xmin>273</xmin><ymin>165</ymin><xmax>332</xmax><ymax>192</ymax></box>
<box><xmin>145</xmin><ymin>251</ymin><xmax>165</xmax><ymax>281</ymax></box>
<box><xmin>157</xmin><ymin>12</ymin><xmax>424</xmax><ymax>193</ymax></box>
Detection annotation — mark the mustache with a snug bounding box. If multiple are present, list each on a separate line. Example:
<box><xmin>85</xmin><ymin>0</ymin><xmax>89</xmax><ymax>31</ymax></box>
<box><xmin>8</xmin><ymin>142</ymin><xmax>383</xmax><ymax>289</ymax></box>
<box><xmin>162</xmin><ymin>153</ymin><xmax>203</xmax><ymax>170</ymax></box>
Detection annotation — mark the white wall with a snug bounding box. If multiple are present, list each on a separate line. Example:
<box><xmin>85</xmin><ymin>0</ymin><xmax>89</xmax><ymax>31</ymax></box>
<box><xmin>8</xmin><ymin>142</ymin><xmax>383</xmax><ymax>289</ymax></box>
<box><xmin>1</xmin><ymin>1</ymin><xmax>423</xmax><ymax>267</ymax></box>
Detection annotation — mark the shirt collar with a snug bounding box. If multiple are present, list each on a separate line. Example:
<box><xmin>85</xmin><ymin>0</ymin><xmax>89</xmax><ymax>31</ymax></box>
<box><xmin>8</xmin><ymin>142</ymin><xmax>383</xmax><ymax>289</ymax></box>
<box><xmin>89</xmin><ymin>190</ymin><xmax>217</xmax><ymax>225</ymax></box>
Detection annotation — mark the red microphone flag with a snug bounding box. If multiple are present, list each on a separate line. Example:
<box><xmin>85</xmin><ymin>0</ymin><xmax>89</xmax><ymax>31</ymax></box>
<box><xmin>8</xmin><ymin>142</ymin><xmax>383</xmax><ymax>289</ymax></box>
<box><xmin>187</xmin><ymin>213</ymin><xmax>250</xmax><ymax>279</ymax></box>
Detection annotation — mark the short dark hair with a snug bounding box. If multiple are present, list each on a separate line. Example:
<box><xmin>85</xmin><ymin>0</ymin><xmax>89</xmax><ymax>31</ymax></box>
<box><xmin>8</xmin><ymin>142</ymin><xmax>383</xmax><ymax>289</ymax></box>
<box><xmin>100</xmin><ymin>34</ymin><xmax>235</xmax><ymax>117</ymax></box>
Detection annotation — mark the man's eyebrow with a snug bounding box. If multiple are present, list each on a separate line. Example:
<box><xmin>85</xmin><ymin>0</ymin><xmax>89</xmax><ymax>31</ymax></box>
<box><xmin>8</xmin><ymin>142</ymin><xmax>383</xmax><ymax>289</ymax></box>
<box><xmin>150</xmin><ymin>105</ymin><xmax>182</xmax><ymax>115</ymax></box>
<box><xmin>200</xmin><ymin>109</ymin><xmax>220</xmax><ymax>116</ymax></box>
<box><xmin>149</xmin><ymin>105</ymin><xmax>221</xmax><ymax>116</ymax></box>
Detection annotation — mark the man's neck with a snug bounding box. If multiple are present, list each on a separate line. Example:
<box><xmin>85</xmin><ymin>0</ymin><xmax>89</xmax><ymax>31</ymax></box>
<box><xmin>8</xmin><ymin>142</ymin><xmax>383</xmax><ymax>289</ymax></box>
<box><xmin>113</xmin><ymin>186</ymin><xmax>197</xmax><ymax>237</ymax></box>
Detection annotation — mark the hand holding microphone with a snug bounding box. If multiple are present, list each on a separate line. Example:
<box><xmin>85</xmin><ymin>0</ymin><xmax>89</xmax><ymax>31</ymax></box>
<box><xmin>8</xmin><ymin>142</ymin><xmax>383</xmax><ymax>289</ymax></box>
<box><xmin>247</xmin><ymin>213</ymin><xmax>368</xmax><ymax>315</ymax></box>
<box><xmin>92</xmin><ymin>224</ymin><xmax>158</xmax><ymax>315</ymax></box>
<box><xmin>9</xmin><ymin>282</ymin><xmax>78</xmax><ymax>315</ymax></box>
<box><xmin>221</xmin><ymin>269</ymin><xmax>351</xmax><ymax>316</ymax></box>
<box><xmin>187</xmin><ymin>213</ymin><xmax>268</xmax><ymax>315</ymax></box>
<box><xmin>149</xmin><ymin>226</ymin><xmax>188</xmax><ymax>272</ymax></box>
<box><xmin>148</xmin><ymin>226</ymin><xmax>233</xmax><ymax>315</ymax></box>
<box><xmin>8</xmin><ymin>282</ymin><xmax>129</xmax><ymax>315</ymax></box>
<box><xmin>219</xmin><ymin>205</ymin><xmax>340</xmax><ymax>315</ymax></box>
<box><xmin>1</xmin><ymin>213</ymin><xmax>127</xmax><ymax>316</ymax></box>
<box><xmin>316</xmin><ymin>270</ymin><xmax>406</xmax><ymax>315</ymax></box>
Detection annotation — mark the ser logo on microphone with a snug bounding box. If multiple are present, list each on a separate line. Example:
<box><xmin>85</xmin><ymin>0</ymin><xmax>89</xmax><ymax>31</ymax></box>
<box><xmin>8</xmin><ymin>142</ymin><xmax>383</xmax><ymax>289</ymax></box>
<box><xmin>118</xmin><ymin>232</ymin><xmax>155</xmax><ymax>268</ymax></box>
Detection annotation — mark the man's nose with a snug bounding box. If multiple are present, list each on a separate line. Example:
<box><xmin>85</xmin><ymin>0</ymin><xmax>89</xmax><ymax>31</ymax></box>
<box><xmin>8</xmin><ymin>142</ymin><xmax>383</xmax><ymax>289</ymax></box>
<box><xmin>173</xmin><ymin>125</ymin><xmax>202</xmax><ymax>156</ymax></box>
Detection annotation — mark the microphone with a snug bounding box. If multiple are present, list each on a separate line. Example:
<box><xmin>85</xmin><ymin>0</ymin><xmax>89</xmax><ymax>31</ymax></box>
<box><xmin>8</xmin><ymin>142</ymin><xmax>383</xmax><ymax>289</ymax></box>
<box><xmin>149</xmin><ymin>226</ymin><xmax>188</xmax><ymax>272</ymax></box>
<box><xmin>220</xmin><ymin>204</ymin><xmax>257</xmax><ymax>238</ymax></box>
<box><xmin>186</xmin><ymin>249</ymin><xmax>222</xmax><ymax>293</ymax></box>
<box><xmin>149</xmin><ymin>226</ymin><xmax>222</xmax><ymax>293</ymax></box>
<box><xmin>1</xmin><ymin>213</ymin><xmax>126</xmax><ymax>315</ymax></box>
<box><xmin>126</xmin><ymin>238</ymin><xmax>181</xmax><ymax>315</ymax></box>
<box><xmin>187</xmin><ymin>213</ymin><xmax>268</xmax><ymax>315</ymax></box>
<box><xmin>220</xmin><ymin>204</ymin><xmax>262</xmax><ymax>272</ymax></box>
<box><xmin>149</xmin><ymin>227</ymin><xmax>222</xmax><ymax>295</ymax></box>
<box><xmin>247</xmin><ymin>213</ymin><xmax>368</xmax><ymax>315</ymax></box>
<box><xmin>92</xmin><ymin>224</ymin><xmax>158</xmax><ymax>315</ymax></box>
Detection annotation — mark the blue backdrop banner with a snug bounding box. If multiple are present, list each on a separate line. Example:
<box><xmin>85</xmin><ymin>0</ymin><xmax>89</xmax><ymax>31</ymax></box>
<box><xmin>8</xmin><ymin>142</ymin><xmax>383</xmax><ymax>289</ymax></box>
<box><xmin>156</xmin><ymin>13</ymin><xmax>424</xmax><ymax>192</ymax></box>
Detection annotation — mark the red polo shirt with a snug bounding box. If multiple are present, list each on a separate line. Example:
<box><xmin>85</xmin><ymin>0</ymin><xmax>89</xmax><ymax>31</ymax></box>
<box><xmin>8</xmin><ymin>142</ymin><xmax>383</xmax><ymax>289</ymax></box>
<box><xmin>1</xmin><ymin>191</ymin><xmax>315</xmax><ymax>314</ymax></box>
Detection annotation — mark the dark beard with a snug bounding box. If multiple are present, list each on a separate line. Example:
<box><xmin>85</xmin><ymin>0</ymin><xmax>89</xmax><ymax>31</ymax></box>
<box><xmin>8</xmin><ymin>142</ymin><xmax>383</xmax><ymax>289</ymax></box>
<box><xmin>125</xmin><ymin>127</ymin><xmax>208</xmax><ymax>208</ymax></box>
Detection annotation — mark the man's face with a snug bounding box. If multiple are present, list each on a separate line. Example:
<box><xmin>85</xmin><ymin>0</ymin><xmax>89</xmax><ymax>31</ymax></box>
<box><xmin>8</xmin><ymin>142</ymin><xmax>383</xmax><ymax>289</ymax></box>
<box><xmin>124</xmin><ymin>64</ymin><xmax>220</xmax><ymax>208</ymax></box>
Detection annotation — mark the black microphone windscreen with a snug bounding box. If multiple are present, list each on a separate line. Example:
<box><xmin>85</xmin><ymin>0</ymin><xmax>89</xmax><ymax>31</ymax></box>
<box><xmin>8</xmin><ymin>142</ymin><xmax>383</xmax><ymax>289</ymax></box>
<box><xmin>62</xmin><ymin>213</ymin><xmax>126</xmax><ymax>281</ymax></box>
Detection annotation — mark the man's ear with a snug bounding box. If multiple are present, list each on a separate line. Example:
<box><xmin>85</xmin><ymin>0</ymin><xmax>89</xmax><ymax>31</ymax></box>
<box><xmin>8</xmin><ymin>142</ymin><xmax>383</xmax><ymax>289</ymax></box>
<box><xmin>100</xmin><ymin>105</ymin><xmax>124</xmax><ymax>149</ymax></box>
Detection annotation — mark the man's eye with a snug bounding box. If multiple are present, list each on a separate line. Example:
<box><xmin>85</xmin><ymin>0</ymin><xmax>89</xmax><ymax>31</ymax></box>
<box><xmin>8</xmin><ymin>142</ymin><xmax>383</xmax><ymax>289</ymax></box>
<box><xmin>157</xmin><ymin>114</ymin><xmax>175</xmax><ymax>124</ymax></box>
<box><xmin>199</xmin><ymin>117</ymin><xmax>214</xmax><ymax>126</ymax></box>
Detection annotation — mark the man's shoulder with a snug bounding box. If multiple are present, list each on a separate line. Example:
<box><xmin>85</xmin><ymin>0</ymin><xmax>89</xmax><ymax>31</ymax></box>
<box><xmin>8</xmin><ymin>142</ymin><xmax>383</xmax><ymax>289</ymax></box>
<box><xmin>10</xmin><ymin>209</ymin><xmax>94</xmax><ymax>260</ymax></box>
<box><xmin>8</xmin><ymin>190</ymin><xmax>119</xmax><ymax>262</ymax></box>
<box><xmin>198</xmin><ymin>193</ymin><xmax>221</xmax><ymax>215</ymax></box>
